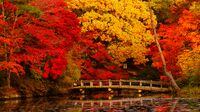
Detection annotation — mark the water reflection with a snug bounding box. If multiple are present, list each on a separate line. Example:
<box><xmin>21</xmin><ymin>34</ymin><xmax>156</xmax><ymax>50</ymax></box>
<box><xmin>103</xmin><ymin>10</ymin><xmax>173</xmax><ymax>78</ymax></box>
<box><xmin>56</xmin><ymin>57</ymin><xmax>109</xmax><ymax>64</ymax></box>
<box><xmin>0</xmin><ymin>96</ymin><xmax>200</xmax><ymax>112</ymax></box>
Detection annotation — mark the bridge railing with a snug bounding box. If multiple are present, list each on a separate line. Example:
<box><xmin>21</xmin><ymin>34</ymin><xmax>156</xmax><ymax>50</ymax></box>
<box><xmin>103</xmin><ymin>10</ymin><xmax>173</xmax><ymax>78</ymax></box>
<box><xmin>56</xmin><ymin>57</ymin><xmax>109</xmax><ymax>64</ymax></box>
<box><xmin>73</xmin><ymin>80</ymin><xmax>170</xmax><ymax>88</ymax></box>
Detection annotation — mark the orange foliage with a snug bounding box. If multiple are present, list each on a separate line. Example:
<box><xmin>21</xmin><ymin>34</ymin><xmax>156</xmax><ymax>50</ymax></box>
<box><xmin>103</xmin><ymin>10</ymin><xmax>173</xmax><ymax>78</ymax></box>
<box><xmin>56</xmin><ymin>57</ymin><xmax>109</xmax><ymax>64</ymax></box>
<box><xmin>150</xmin><ymin>9</ymin><xmax>199</xmax><ymax>77</ymax></box>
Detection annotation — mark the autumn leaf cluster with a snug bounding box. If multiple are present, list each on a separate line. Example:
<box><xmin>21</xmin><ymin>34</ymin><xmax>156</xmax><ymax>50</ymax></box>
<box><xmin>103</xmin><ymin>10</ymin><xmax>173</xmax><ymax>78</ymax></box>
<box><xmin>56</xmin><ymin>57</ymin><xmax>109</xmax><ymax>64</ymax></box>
<box><xmin>0</xmin><ymin>0</ymin><xmax>199</xmax><ymax>83</ymax></box>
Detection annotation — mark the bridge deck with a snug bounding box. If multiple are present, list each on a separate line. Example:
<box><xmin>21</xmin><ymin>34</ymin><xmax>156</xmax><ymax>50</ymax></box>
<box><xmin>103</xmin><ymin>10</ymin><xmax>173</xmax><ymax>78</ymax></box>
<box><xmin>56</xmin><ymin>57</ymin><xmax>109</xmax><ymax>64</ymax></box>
<box><xmin>71</xmin><ymin>80</ymin><xmax>172</xmax><ymax>92</ymax></box>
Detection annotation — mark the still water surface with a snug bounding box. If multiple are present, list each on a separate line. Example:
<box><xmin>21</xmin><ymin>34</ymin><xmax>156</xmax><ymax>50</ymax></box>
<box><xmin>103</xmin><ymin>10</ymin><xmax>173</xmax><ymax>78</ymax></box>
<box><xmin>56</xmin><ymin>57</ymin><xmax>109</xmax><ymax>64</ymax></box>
<box><xmin>0</xmin><ymin>95</ymin><xmax>200</xmax><ymax>112</ymax></box>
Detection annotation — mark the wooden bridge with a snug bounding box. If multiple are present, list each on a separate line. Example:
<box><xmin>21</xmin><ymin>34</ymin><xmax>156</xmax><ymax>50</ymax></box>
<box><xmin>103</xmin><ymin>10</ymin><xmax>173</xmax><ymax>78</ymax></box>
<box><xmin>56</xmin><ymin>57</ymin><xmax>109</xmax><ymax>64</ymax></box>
<box><xmin>71</xmin><ymin>80</ymin><xmax>172</xmax><ymax>92</ymax></box>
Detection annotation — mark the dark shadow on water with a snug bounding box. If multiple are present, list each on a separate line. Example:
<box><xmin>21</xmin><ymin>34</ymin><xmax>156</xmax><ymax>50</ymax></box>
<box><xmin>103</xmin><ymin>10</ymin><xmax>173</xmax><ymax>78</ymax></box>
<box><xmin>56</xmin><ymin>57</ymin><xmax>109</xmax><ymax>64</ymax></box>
<box><xmin>0</xmin><ymin>95</ymin><xmax>200</xmax><ymax>112</ymax></box>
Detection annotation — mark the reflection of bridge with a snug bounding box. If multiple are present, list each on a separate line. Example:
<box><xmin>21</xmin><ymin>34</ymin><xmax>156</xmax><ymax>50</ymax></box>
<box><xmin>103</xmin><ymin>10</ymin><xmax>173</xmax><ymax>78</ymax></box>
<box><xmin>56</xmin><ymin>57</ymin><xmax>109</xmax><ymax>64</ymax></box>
<box><xmin>67</xmin><ymin>97</ymin><xmax>178</xmax><ymax>112</ymax></box>
<box><xmin>70</xmin><ymin>98</ymin><xmax>155</xmax><ymax>108</ymax></box>
<box><xmin>71</xmin><ymin>80</ymin><xmax>172</xmax><ymax>92</ymax></box>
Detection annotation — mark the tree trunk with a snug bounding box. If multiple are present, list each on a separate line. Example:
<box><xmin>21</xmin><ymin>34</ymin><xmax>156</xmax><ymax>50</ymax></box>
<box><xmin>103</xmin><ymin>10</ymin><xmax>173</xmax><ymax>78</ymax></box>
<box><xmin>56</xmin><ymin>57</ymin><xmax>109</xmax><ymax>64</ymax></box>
<box><xmin>2</xmin><ymin>0</ymin><xmax>11</xmax><ymax>88</ymax></box>
<box><xmin>148</xmin><ymin>0</ymin><xmax>180</xmax><ymax>91</ymax></box>
<box><xmin>7</xmin><ymin>71</ymin><xmax>11</xmax><ymax>88</ymax></box>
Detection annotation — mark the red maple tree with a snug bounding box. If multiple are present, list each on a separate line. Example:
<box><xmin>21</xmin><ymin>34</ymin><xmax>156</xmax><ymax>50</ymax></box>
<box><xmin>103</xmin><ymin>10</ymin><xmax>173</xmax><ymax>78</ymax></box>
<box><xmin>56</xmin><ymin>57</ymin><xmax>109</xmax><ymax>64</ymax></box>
<box><xmin>150</xmin><ymin>9</ymin><xmax>199</xmax><ymax>78</ymax></box>
<box><xmin>0</xmin><ymin>0</ymin><xmax>81</xmax><ymax>82</ymax></box>
<box><xmin>79</xmin><ymin>32</ymin><xmax>128</xmax><ymax>80</ymax></box>
<box><xmin>19</xmin><ymin>0</ymin><xmax>81</xmax><ymax>79</ymax></box>
<box><xmin>0</xmin><ymin>1</ymin><xmax>26</xmax><ymax>87</ymax></box>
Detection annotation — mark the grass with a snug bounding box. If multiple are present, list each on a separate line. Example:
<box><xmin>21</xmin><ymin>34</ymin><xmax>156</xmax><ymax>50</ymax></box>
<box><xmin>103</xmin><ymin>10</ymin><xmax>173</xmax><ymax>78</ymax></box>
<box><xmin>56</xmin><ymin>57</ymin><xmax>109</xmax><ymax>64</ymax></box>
<box><xmin>178</xmin><ymin>86</ymin><xmax>200</xmax><ymax>98</ymax></box>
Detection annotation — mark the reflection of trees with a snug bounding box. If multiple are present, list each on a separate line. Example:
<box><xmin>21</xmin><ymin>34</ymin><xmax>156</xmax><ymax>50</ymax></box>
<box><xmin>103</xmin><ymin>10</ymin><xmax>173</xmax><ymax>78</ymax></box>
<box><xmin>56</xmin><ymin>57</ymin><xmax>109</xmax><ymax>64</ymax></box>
<box><xmin>0</xmin><ymin>97</ymin><xmax>199</xmax><ymax>112</ymax></box>
<box><xmin>17</xmin><ymin>98</ymin><xmax>81</xmax><ymax>112</ymax></box>
<box><xmin>0</xmin><ymin>100</ymin><xmax>20</xmax><ymax>112</ymax></box>
<box><xmin>0</xmin><ymin>98</ymin><xmax>82</xmax><ymax>112</ymax></box>
<box><xmin>154</xmin><ymin>98</ymin><xmax>179</xmax><ymax>112</ymax></box>
<box><xmin>170</xmin><ymin>98</ymin><xmax>179</xmax><ymax>112</ymax></box>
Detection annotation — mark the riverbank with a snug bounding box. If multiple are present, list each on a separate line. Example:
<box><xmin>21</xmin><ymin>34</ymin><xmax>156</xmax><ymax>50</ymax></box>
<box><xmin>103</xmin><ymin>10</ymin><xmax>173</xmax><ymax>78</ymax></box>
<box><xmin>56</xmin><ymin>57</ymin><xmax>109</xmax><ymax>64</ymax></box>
<box><xmin>0</xmin><ymin>94</ymin><xmax>200</xmax><ymax>112</ymax></box>
<box><xmin>0</xmin><ymin>87</ymin><xmax>69</xmax><ymax>100</ymax></box>
<box><xmin>1</xmin><ymin>83</ymin><xmax>200</xmax><ymax>100</ymax></box>
<box><xmin>178</xmin><ymin>87</ymin><xmax>200</xmax><ymax>98</ymax></box>
<box><xmin>0</xmin><ymin>78</ymin><xmax>70</xmax><ymax>100</ymax></box>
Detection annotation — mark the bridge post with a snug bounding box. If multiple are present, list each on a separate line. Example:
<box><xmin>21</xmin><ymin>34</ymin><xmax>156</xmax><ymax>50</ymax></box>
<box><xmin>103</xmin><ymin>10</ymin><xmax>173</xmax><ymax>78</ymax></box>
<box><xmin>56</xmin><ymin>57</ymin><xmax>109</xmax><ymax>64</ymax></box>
<box><xmin>139</xmin><ymin>81</ymin><xmax>142</xmax><ymax>86</ymax></box>
<box><xmin>99</xmin><ymin>81</ymin><xmax>102</xmax><ymax>87</ymax></box>
<box><xmin>119</xmin><ymin>79</ymin><xmax>122</xmax><ymax>86</ymax></box>
<box><xmin>80</xmin><ymin>80</ymin><xmax>83</xmax><ymax>86</ymax></box>
<box><xmin>109</xmin><ymin>79</ymin><xmax>112</xmax><ymax>86</ymax></box>
<box><xmin>90</xmin><ymin>81</ymin><xmax>93</xmax><ymax>86</ymax></box>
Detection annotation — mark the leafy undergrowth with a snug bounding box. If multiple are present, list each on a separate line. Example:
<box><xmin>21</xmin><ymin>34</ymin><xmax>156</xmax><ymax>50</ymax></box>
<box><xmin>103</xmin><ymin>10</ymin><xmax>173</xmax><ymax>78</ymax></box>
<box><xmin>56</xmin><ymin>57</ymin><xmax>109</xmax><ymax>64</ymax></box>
<box><xmin>0</xmin><ymin>78</ymin><xmax>70</xmax><ymax>99</ymax></box>
<box><xmin>14</xmin><ymin>78</ymin><xmax>69</xmax><ymax>97</ymax></box>
<box><xmin>0</xmin><ymin>87</ymin><xmax>19</xmax><ymax>99</ymax></box>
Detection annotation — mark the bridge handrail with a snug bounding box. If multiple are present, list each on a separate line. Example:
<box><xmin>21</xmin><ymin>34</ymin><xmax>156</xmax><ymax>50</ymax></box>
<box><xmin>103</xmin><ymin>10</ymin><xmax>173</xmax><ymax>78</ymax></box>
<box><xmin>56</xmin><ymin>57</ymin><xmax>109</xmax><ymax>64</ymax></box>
<box><xmin>73</xmin><ymin>79</ymin><xmax>170</xmax><ymax>87</ymax></box>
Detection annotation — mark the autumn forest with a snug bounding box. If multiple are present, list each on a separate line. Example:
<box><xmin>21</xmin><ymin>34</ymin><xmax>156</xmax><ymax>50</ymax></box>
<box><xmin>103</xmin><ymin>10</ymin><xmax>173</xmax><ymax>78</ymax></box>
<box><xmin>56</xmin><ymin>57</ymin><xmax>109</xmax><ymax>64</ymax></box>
<box><xmin>0</xmin><ymin>0</ymin><xmax>199</xmax><ymax>97</ymax></box>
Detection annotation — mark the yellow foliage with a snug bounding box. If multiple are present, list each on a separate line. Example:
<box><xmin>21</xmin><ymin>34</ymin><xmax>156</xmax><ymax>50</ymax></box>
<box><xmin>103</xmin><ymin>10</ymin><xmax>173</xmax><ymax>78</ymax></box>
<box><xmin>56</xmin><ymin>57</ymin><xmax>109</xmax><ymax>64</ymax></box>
<box><xmin>177</xmin><ymin>46</ymin><xmax>200</xmax><ymax>76</ymax></box>
<box><xmin>190</xmin><ymin>1</ymin><xmax>200</xmax><ymax>14</ymax></box>
<box><xmin>152</xmin><ymin>0</ymin><xmax>175</xmax><ymax>10</ymax></box>
<box><xmin>67</xmin><ymin>0</ymin><xmax>156</xmax><ymax>65</ymax></box>
<box><xmin>61</xmin><ymin>50</ymin><xmax>81</xmax><ymax>86</ymax></box>
<box><xmin>174</xmin><ymin>0</ymin><xmax>186</xmax><ymax>5</ymax></box>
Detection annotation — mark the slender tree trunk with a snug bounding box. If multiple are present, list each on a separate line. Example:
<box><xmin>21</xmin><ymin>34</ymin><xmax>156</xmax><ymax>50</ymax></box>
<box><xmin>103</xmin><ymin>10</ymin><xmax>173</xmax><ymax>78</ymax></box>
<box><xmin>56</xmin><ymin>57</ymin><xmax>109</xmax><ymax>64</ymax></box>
<box><xmin>148</xmin><ymin>0</ymin><xmax>180</xmax><ymax>91</ymax></box>
<box><xmin>170</xmin><ymin>98</ymin><xmax>179</xmax><ymax>112</ymax></box>
<box><xmin>1</xmin><ymin>0</ymin><xmax>11</xmax><ymax>88</ymax></box>
<box><xmin>7</xmin><ymin>71</ymin><xmax>11</xmax><ymax>88</ymax></box>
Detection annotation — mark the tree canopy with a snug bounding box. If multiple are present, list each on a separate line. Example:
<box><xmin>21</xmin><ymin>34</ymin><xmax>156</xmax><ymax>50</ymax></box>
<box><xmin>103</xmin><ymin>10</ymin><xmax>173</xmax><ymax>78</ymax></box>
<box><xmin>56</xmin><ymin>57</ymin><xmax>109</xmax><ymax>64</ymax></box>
<box><xmin>0</xmin><ymin>0</ymin><xmax>199</xmax><ymax>90</ymax></box>
<box><xmin>67</xmin><ymin>0</ymin><xmax>157</xmax><ymax>65</ymax></box>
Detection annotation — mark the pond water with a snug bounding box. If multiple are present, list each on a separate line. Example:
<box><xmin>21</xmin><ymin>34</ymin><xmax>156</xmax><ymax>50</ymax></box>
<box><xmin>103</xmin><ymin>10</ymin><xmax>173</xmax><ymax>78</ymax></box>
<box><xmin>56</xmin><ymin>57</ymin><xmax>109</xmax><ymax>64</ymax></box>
<box><xmin>0</xmin><ymin>95</ymin><xmax>200</xmax><ymax>112</ymax></box>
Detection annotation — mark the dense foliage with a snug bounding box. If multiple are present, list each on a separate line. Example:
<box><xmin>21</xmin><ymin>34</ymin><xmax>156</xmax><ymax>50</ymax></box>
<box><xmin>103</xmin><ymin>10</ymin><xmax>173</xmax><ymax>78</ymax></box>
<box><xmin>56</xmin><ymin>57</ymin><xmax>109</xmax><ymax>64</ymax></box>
<box><xmin>150</xmin><ymin>0</ymin><xmax>199</xmax><ymax>80</ymax></box>
<box><xmin>0</xmin><ymin>0</ymin><xmax>80</xmax><ymax>88</ymax></box>
<box><xmin>67</xmin><ymin>0</ymin><xmax>157</xmax><ymax>65</ymax></box>
<box><xmin>0</xmin><ymin>0</ymin><xmax>199</xmax><ymax>95</ymax></box>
